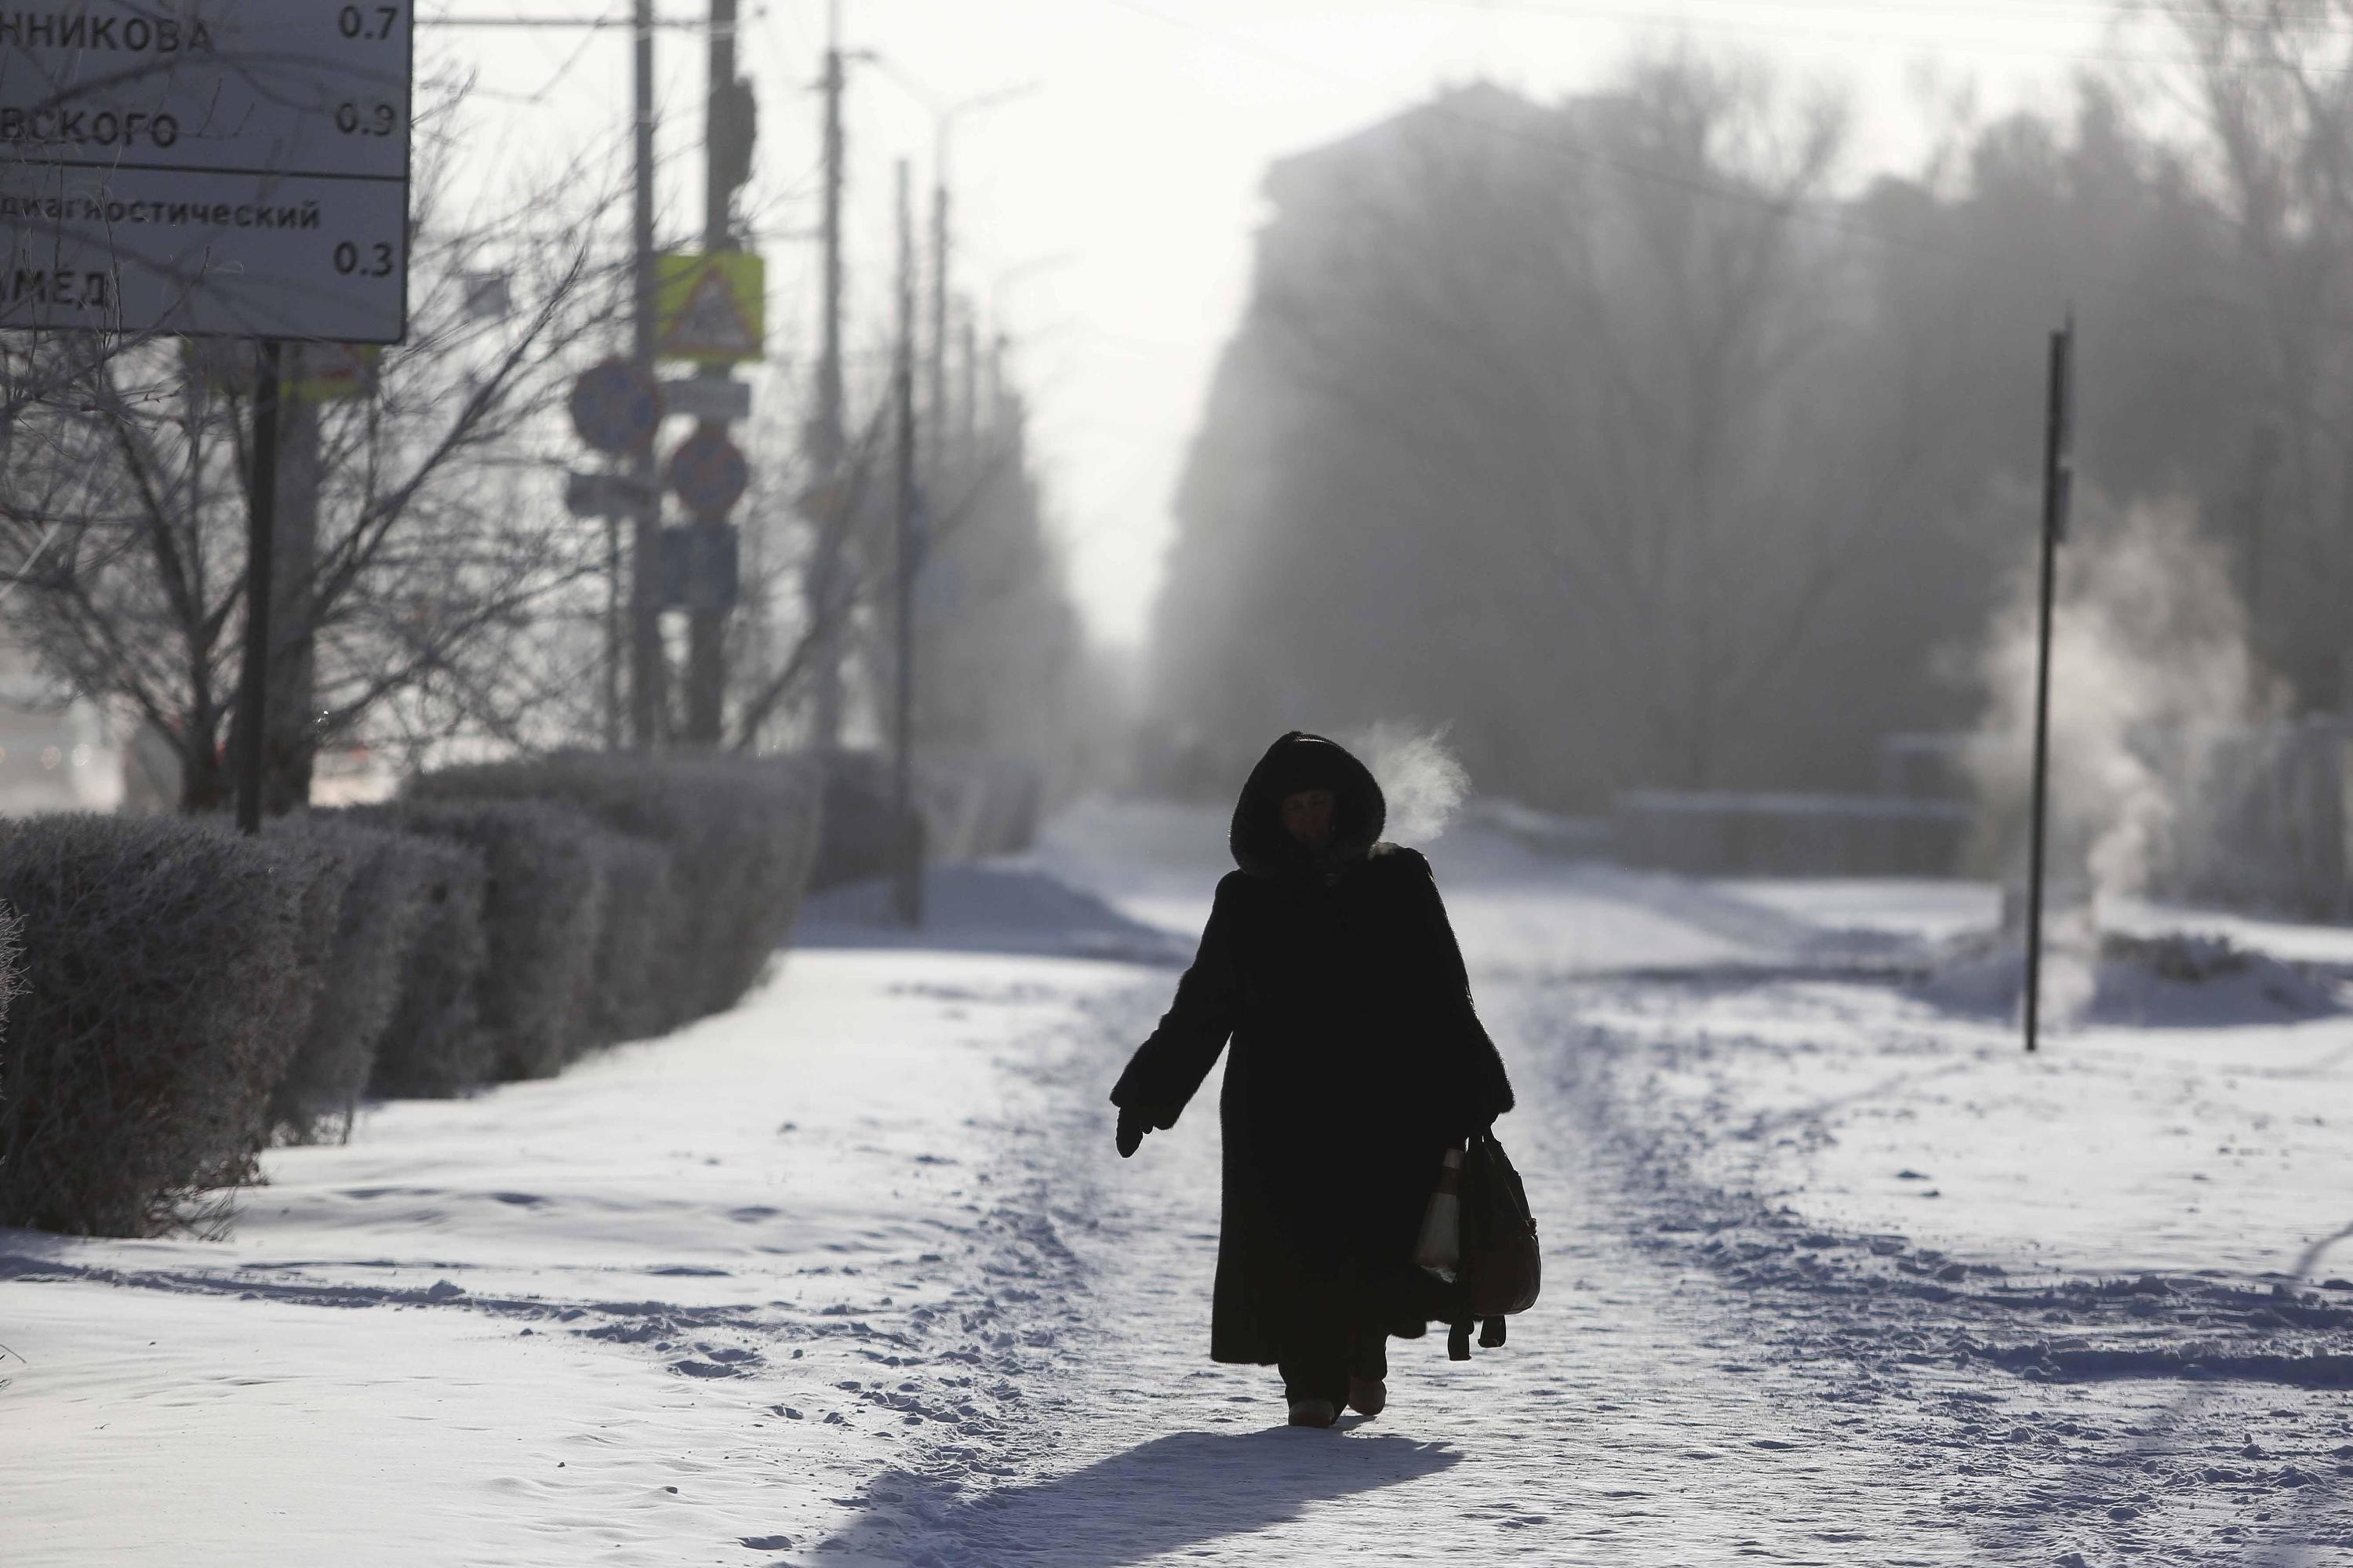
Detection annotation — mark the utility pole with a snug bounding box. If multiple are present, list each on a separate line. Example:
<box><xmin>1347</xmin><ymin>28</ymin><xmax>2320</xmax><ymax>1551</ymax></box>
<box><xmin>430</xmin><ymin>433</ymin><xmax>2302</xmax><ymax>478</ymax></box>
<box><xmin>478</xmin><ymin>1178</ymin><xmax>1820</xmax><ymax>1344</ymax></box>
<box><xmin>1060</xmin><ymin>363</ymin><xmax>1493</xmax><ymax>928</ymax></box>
<box><xmin>682</xmin><ymin>0</ymin><xmax>747</xmax><ymax>744</ymax></box>
<box><xmin>929</xmin><ymin>173</ymin><xmax>948</xmax><ymax>482</ymax></box>
<box><xmin>803</xmin><ymin>0</ymin><xmax>850</xmax><ymax>753</ymax></box>
<box><xmin>958</xmin><ymin>304</ymin><xmax>978</xmax><ymax>459</ymax></box>
<box><xmin>2024</xmin><ymin>312</ymin><xmax>2075</xmax><ymax>1054</ymax></box>
<box><xmin>988</xmin><ymin>331</ymin><xmax>1006</xmax><ymax>442</ymax></box>
<box><xmin>924</xmin><ymin>85</ymin><xmax>1035</xmax><ymax>481</ymax></box>
<box><xmin>891</xmin><ymin>159</ymin><xmax>922</xmax><ymax>926</ymax></box>
<box><xmin>628</xmin><ymin>0</ymin><xmax>665</xmax><ymax>749</ymax></box>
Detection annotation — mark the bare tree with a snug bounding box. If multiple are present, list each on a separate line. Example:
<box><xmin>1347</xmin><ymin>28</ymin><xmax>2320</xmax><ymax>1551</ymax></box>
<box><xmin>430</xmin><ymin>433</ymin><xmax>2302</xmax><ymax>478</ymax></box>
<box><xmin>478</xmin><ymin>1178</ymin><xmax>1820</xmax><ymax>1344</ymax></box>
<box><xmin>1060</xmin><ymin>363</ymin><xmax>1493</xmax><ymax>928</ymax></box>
<box><xmin>0</xmin><ymin>120</ymin><xmax>630</xmax><ymax>808</ymax></box>
<box><xmin>2139</xmin><ymin>0</ymin><xmax>2353</xmax><ymax>711</ymax></box>
<box><xmin>1159</xmin><ymin>58</ymin><xmax>1936</xmax><ymax>804</ymax></box>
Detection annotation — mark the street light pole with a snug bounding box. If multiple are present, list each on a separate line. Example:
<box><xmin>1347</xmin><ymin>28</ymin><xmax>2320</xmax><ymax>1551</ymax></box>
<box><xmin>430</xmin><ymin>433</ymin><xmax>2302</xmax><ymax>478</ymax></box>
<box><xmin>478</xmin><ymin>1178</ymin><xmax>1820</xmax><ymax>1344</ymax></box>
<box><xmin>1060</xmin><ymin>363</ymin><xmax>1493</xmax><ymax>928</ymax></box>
<box><xmin>883</xmin><ymin>77</ymin><xmax>1036</xmax><ymax>482</ymax></box>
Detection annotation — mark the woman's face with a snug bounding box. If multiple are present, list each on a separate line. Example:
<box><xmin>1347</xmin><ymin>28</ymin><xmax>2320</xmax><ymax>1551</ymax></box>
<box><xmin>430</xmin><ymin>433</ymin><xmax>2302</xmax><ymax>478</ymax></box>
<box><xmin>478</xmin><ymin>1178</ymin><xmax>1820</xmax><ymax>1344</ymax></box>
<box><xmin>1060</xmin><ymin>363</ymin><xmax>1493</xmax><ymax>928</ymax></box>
<box><xmin>1281</xmin><ymin>788</ymin><xmax>1336</xmax><ymax>849</ymax></box>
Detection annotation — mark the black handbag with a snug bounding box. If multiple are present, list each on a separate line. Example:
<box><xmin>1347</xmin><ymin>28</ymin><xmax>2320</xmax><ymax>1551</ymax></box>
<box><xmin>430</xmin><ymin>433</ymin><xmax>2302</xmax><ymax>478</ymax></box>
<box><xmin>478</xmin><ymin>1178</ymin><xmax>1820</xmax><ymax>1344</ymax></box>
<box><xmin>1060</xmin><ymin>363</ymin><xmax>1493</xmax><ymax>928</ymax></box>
<box><xmin>1446</xmin><ymin>1128</ymin><xmax>1540</xmax><ymax>1360</ymax></box>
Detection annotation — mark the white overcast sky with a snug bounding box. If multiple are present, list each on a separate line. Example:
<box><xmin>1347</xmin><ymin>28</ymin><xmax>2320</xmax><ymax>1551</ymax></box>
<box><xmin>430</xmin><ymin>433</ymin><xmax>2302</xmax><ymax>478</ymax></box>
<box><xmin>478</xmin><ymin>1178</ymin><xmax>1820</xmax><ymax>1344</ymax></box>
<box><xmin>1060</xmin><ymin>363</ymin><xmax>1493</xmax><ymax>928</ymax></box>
<box><xmin>426</xmin><ymin>0</ymin><xmax>2135</xmax><ymax>652</ymax></box>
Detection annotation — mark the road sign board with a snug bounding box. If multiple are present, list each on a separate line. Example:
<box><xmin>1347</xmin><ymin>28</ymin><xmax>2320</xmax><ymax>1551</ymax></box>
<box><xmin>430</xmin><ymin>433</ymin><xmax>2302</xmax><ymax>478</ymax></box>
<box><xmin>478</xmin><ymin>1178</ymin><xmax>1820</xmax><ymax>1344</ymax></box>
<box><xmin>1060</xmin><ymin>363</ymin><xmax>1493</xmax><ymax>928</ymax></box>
<box><xmin>288</xmin><ymin>341</ymin><xmax>384</xmax><ymax>401</ymax></box>
<box><xmin>569</xmin><ymin>359</ymin><xmax>664</xmax><ymax>454</ymax></box>
<box><xmin>565</xmin><ymin>470</ymin><xmax>656</xmax><ymax>520</ymax></box>
<box><xmin>658</xmin><ymin>522</ymin><xmax>739</xmax><ymax>612</ymax></box>
<box><xmin>656</xmin><ymin>252</ymin><xmax>764</xmax><ymax>364</ymax></box>
<box><xmin>661</xmin><ymin>376</ymin><xmax>752</xmax><ymax>423</ymax></box>
<box><xmin>666</xmin><ymin>429</ymin><xmax>749</xmax><ymax>518</ymax></box>
<box><xmin>185</xmin><ymin>338</ymin><xmax>383</xmax><ymax>401</ymax></box>
<box><xmin>462</xmin><ymin>271</ymin><xmax>512</xmax><ymax>322</ymax></box>
<box><xmin>0</xmin><ymin>0</ymin><xmax>415</xmax><ymax>342</ymax></box>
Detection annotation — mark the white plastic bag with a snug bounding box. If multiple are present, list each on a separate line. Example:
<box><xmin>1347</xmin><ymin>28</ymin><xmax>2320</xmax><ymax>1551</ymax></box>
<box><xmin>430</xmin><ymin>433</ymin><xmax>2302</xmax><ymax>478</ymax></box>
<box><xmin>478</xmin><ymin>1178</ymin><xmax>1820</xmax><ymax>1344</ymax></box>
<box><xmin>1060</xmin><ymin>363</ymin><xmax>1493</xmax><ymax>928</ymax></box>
<box><xmin>1413</xmin><ymin>1148</ymin><xmax>1464</xmax><ymax>1276</ymax></box>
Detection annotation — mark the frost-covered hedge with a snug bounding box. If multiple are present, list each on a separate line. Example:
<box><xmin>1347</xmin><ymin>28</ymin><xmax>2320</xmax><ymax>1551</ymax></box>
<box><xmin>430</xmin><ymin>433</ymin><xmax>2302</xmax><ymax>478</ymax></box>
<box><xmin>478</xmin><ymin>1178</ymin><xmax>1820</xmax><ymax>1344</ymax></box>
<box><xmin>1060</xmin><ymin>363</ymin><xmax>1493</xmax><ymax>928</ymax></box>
<box><xmin>0</xmin><ymin>900</ymin><xmax>23</xmax><ymax>1169</ymax></box>
<box><xmin>264</xmin><ymin>815</ymin><xmax>438</xmax><ymax>1141</ymax></box>
<box><xmin>809</xmin><ymin>748</ymin><xmax>1038</xmax><ymax>892</ymax></box>
<box><xmin>267</xmin><ymin>829</ymin><xmax>357</xmax><ymax>1134</ymax></box>
<box><xmin>0</xmin><ymin>751</ymin><xmax>822</xmax><ymax>1238</ymax></box>
<box><xmin>355</xmin><ymin>799</ymin><xmax>607</xmax><ymax>1082</ymax></box>
<box><xmin>581</xmin><ymin>828</ymin><xmax>684</xmax><ymax>1045</ymax></box>
<box><xmin>365</xmin><ymin>830</ymin><xmax>492</xmax><ymax>1099</ymax></box>
<box><xmin>809</xmin><ymin>750</ymin><xmax>908</xmax><ymax>893</ymax></box>
<box><xmin>0</xmin><ymin>817</ymin><xmax>335</xmax><ymax>1235</ymax></box>
<box><xmin>408</xmin><ymin>751</ymin><xmax>821</xmax><ymax>1020</ymax></box>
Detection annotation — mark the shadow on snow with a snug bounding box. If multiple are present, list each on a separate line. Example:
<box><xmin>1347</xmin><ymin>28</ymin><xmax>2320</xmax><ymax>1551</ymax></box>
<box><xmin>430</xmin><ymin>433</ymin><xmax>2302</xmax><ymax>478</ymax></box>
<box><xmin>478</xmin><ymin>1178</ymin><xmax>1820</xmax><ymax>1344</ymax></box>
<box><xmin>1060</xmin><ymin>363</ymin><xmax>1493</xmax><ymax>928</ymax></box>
<box><xmin>784</xmin><ymin>1425</ymin><xmax>1460</xmax><ymax>1566</ymax></box>
<box><xmin>794</xmin><ymin>864</ymin><xmax>1190</xmax><ymax>966</ymax></box>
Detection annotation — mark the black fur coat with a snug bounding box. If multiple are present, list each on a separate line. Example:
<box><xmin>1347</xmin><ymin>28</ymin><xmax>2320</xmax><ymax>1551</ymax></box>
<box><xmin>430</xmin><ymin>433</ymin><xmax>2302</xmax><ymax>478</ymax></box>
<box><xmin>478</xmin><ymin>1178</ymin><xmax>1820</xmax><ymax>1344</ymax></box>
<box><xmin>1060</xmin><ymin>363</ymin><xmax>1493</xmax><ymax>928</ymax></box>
<box><xmin>1110</xmin><ymin>732</ymin><xmax>1515</xmax><ymax>1365</ymax></box>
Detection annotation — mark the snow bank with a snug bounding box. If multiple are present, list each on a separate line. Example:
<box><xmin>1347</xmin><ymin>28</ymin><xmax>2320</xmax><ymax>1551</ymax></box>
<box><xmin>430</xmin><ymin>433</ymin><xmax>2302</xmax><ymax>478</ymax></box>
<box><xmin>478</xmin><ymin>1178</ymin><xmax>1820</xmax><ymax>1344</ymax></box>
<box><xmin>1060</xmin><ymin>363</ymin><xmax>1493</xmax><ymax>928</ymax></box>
<box><xmin>1915</xmin><ymin>929</ymin><xmax>2348</xmax><ymax>1028</ymax></box>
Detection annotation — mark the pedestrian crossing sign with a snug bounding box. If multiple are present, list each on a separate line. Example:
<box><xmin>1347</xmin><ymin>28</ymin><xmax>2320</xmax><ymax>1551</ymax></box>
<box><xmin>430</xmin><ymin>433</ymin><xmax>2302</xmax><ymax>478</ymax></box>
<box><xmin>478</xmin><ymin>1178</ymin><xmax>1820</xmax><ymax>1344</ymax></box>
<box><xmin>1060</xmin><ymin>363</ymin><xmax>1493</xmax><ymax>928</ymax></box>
<box><xmin>656</xmin><ymin>252</ymin><xmax>766</xmax><ymax>365</ymax></box>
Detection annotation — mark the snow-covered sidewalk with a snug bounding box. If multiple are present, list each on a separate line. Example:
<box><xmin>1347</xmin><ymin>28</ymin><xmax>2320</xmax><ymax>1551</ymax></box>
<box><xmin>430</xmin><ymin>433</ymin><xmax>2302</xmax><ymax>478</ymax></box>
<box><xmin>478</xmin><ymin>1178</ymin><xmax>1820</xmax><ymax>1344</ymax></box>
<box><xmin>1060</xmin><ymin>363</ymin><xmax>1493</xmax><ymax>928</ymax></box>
<box><xmin>0</xmin><ymin>937</ymin><xmax>1142</xmax><ymax>1563</ymax></box>
<box><xmin>6</xmin><ymin>799</ymin><xmax>2351</xmax><ymax>1564</ymax></box>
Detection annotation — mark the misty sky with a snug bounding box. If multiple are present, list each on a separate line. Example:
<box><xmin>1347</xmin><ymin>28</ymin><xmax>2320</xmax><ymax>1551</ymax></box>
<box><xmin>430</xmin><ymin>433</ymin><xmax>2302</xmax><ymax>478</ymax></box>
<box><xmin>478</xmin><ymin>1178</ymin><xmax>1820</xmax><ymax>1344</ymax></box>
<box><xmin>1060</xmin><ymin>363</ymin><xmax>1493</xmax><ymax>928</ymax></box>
<box><xmin>429</xmin><ymin>0</ymin><xmax>2129</xmax><ymax>651</ymax></box>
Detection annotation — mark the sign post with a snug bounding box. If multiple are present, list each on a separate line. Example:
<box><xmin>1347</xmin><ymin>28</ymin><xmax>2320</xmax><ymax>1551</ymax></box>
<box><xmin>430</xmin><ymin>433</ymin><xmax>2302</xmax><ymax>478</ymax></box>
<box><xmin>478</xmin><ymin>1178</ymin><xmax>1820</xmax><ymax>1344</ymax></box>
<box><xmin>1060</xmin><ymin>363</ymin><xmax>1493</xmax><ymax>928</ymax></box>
<box><xmin>235</xmin><ymin>341</ymin><xmax>285</xmax><ymax>835</ymax></box>
<box><xmin>567</xmin><ymin>358</ymin><xmax>663</xmax><ymax>752</ymax></box>
<box><xmin>1</xmin><ymin>0</ymin><xmax>416</xmax><ymax>829</ymax></box>
<box><xmin>2024</xmin><ymin>313</ymin><xmax>2075</xmax><ymax>1053</ymax></box>
<box><xmin>650</xmin><ymin>251</ymin><xmax>758</xmax><ymax>744</ymax></box>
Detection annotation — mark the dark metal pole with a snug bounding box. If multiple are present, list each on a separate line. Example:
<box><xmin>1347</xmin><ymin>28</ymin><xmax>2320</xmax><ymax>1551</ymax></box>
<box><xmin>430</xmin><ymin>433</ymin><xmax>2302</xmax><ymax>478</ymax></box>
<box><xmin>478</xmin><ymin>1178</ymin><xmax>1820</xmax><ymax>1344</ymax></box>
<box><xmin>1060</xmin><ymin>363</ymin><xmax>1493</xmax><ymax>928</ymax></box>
<box><xmin>605</xmin><ymin>509</ymin><xmax>623</xmax><ymax>750</ymax></box>
<box><xmin>891</xmin><ymin>159</ymin><xmax>921</xmax><ymax>926</ymax></box>
<box><xmin>806</xmin><ymin>6</ymin><xmax>848</xmax><ymax>751</ymax></box>
<box><xmin>2024</xmin><ymin>314</ymin><xmax>2075</xmax><ymax>1053</ymax></box>
<box><xmin>628</xmin><ymin>0</ymin><xmax>664</xmax><ymax>750</ymax></box>
<box><xmin>682</xmin><ymin>0</ymin><xmax>739</xmax><ymax>745</ymax></box>
<box><xmin>235</xmin><ymin>339</ymin><xmax>284</xmax><ymax>835</ymax></box>
<box><xmin>958</xmin><ymin>304</ymin><xmax>977</xmax><ymax>459</ymax></box>
<box><xmin>929</xmin><ymin>170</ymin><xmax>948</xmax><ymax>483</ymax></box>
<box><xmin>816</xmin><ymin>8</ymin><xmax>845</xmax><ymax>460</ymax></box>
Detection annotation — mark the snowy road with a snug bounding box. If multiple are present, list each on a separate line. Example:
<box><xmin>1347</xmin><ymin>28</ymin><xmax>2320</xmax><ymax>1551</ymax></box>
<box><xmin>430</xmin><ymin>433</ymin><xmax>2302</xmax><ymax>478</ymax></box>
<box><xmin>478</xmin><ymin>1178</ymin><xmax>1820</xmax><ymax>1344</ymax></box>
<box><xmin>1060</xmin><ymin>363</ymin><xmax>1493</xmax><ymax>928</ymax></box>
<box><xmin>814</xmin><ymin>973</ymin><xmax>1978</xmax><ymax>1566</ymax></box>
<box><xmin>6</xmin><ymin>800</ymin><xmax>2351</xmax><ymax>1564</ymax></box>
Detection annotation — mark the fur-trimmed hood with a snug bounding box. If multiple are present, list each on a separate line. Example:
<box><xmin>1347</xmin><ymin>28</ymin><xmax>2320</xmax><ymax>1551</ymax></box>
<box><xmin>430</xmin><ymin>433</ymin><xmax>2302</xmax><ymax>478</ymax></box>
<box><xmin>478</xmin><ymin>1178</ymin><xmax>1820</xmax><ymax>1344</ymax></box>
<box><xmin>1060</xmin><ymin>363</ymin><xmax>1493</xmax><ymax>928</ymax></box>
<box><xmin>1227</xmin><ymin>731</ymin><xmax>1387</xmax><ymax>879</ymax></box>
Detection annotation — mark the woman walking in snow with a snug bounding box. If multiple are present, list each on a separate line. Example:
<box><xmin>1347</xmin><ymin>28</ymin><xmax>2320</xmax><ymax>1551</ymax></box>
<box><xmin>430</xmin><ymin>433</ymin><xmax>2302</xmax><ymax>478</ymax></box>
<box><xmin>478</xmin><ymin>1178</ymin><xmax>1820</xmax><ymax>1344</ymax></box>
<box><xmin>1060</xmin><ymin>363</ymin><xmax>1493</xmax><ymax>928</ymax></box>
<box><xmin>1111</xmin><ymin>731</ymin><xmax>1515</xmax><ymax>1428</ymax></box>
